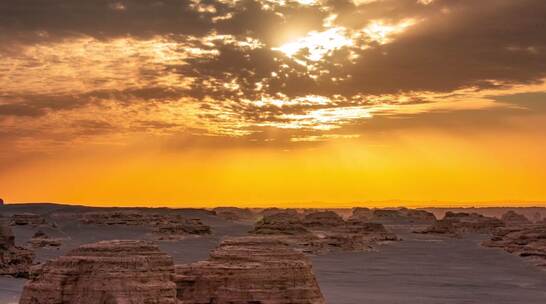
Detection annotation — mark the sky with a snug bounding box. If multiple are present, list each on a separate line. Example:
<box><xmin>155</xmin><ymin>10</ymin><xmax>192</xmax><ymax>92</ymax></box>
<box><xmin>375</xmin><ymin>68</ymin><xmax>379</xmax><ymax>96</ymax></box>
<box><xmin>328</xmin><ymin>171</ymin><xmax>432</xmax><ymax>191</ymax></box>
<box><xmin>1</xmin><ymin>0</ymin><xmax>545</xmax><ymax>207</ymax></box>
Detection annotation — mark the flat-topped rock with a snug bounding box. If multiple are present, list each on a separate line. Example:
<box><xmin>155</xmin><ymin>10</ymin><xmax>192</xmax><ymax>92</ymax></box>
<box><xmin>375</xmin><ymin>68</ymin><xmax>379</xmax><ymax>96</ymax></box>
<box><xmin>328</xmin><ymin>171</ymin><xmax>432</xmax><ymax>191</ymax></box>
<box><xmin>251</xmin><ymin>212</ymin><xmax>398</xmax><ymax>254</ymax></box>
<box><xmin>175</xmin><ymin>236</ymin><xmax>326</xmax><ymax>304</ymax></box>
<box><xmin>28</xmin><ymin>230</ymin><xmax>63</xmax><ymax>248</ymax></box>
<box><xmin>0</xmin><ymin>218</ymin><xmax>34</xmax><ymax>278</ymax></box>
<box><xmin>350</xmin><ymin>208</ymin><xmax>436</xmax><ymax>224</ymax></box>
<box><xmin>213</xmin><ymin>207</ymin><xmax>256</xmax><ymax>221</ymax></box>
<box><xmin>303</xmin><ymin>211</ymin><xmax>345</xmax><ymax>229</ymax></box>
<box><xmin>415</xmin><ymin>212</ymin><xmax>504</xmax><ymax>236</ymax></box>
<box><xmin>19</xmin><ymin>240</ymin><xmax>177</xmax><ymax>304</ymax></box>
<box><xmin>251</xmin><ymin>211</ymin><xmax>310</xmax><ymax>235</ymax></box>
<box><xmin>154</xmin><ymin>218</ymin><xmax>211</xmax><ymax>240</ymax></box>
<box><xmin>81</xmin><ymin>211</ymin><xmax>212</xmax><ymax>239</ymax></box>
<box><xmin>10</xmin><ymin>213</ymin><xmax>47</xmax><ymax>226</ymax></box>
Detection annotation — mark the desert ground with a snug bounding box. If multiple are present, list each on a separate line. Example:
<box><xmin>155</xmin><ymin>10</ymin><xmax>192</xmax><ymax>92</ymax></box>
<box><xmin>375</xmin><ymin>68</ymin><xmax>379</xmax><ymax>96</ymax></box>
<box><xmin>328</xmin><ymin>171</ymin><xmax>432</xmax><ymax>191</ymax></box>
<box><xmin>1</xmin><ymin>203</ymin><xmax>545</xmax><ymax>304</ymax></box>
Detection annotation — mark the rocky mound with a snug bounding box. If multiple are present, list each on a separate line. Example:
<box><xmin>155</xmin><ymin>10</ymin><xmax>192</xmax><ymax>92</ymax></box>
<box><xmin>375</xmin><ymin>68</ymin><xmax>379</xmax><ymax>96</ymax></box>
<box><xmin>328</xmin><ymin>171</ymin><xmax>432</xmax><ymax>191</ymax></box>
<box><xmin>81</xmin><ymin>211</ymin><xmax>212</xmax><ymax>239</ymax></box>
<box><xmin>350</xmin><ymin>208</ymin><xmax>436</xmax><ymax>224</ymax></box>
<box><xmin>251</xmin><ymin>211</ymin><xmax>310</xmax><ymax>235</ymax></box>
<box><xmin>10</xmin><ymin>213</ymin><xmax>47</xmax><ymax>226</ymax></box>
<box><xmin>350</xmin><ymin>207</ymin><xmax>373</xmax><ymax>221</ymax></box>
<box><xmin>501</xmin><ymin>211</ymin><xmax>532</xmax><ymax>226</ymax></box>
<box><xmin>483</xmin><ymin>225</ymin><xmax>546</xmax><ymax>269</ymax></box>
<box><xmin>251</xmin><ymin>212</ymin><xmax>398</xmax><ymax>254</ymax></box>
<box><xmin>175</xmin><ymin>236</ymin><xmax>326</xmax><ymax>304</ymax></box>
<box><xmin>259</xmin><ymin>208</ymin><xmax>299</xmax><ymax>217</ymax></box>
<box><xmin>213</xmin><ymin>207</ymin><xmax>256</xmax><ymax>221</ymax></box>
<box><xmin>19</xmin><ymin>240</ymin><xmax>177</xmax><ymax>304</ymax></box>
<box><xmin>302</xmin><ymin>211</ymin><xmax>345</xmax><ymax>229</ymax></box>
<box><xmin>0</xmin><ymin>218</ymin><xmax>34</xmax><ymax>278</ymax></box>
<box><xmin>28</xmin><ymin>230</ymin><xmax>63</xmax><ymax>248</ymax></box>
<box><xmin>415</xmin><ymin>212</ymin><xmax>504</xmax><ymax>236</ymax></box>
<box><xmin>154</xmin><ymin>218</ymin><xmax>211</xmax><ymax>240</ymax></box>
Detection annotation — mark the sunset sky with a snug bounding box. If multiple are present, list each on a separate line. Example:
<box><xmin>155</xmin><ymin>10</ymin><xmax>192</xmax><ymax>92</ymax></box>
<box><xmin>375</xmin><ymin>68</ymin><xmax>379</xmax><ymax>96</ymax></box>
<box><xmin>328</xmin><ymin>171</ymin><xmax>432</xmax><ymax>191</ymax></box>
<box><xmin>1</xmin><ymin>0</ymin><xmax>545</xmax><ymax>207</ymax></box>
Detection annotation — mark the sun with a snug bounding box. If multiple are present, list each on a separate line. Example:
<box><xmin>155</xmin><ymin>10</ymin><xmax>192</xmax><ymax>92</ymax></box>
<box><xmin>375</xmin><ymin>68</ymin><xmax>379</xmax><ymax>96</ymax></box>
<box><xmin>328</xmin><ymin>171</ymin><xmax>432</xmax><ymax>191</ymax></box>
<box><xmin>273</xmin><ymin>27</ymin><xmax>353</xmax><ymax>61</ymax></box>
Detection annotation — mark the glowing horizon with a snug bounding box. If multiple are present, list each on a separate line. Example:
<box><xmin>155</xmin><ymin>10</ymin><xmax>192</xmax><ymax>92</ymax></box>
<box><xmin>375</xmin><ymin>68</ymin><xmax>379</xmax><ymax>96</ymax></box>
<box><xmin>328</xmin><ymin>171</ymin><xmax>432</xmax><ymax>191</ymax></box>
<box><xmin>1</xmin><ymin>1</ymin><xmax>546</xmax><ymax>208</ymax></box>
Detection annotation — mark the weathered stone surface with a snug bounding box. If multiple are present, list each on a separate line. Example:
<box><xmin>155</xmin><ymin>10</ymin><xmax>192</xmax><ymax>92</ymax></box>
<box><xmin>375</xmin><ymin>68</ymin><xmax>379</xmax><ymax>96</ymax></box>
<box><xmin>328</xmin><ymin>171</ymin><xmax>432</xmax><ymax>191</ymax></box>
<box><xmin>28</xmin><ymin>230</ymin><xmax>63</xmax><ymax>249</ymax></box>
<box><xmin>251</xmin><ymin>212</ymin><xmax>310</xmax><ymax>235</ymax></box>
<box><xmin>251</xmin><ymin>212</ymin><xmax>398</xmax><ymax>254</ymax></box>
<box><xmin>10</xmin><ymin>213</ymin><xmax>47</xmax><ymax>226</ymax></box>
<box><xmin>350</xmin><ymin>207</ymin><xmax>373</xmax><ymax>221</ymax></box>
<box><xmin>415</xmin><ymin>212</ymin><xmax>504</xmax><ymax>236</ymax></box>
<box><xmin>0</xmin><ymin>218</ymin><xmax>34</xmax><ymax>278</ymax></box>
<box><xmin>175</xmin><ymin>236</ymin><xmax>326</xmax><ymax>304</ymax></box>
<box><xmin>213</xmin><ymin>207</ymin><xmax>255</xmax><ymax>221</ymax></box>
<box><xmin>483</xmin><ymin>225</ymin><xmax>546</xmax><ymax>269</ymax></box>
<box><xmin>81</xmin><ymin>211</ymin><xmax>212</xmax><ymax>239</ymax></box>
<box><xmin>19</xmin><ymin>240</ymin><xmax>177</xmax><ymax>304</ymax></box>
<box><xmin>302</xmin><ymin>211</ymin><xmax>345</xmax><ymax>229</ymax></box>
<box><xmin>351</xmin><ymin>208</ymin><xmax>436</xmax><ymax>224</ymax></box>
<box><xmin>501</xmin><ymin>211</ymin><xmax>532</xmax><ymax>226</ymax></box>
<box><xmin>259</xmin><ymin>208</ymin><xmax>299</xmax><ymax>217</ymax></box>
<box><xmin>154</xmin><ymin>218</ymin><xmax>211</xmax><ymax>240</ymax></box>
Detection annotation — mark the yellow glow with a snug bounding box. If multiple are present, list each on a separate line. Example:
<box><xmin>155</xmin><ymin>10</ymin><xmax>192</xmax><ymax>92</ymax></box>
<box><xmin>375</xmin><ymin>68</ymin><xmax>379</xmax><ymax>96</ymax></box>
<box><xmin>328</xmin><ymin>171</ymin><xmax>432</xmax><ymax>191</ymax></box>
<box><xmin>2</xmin><ymin>130</ymin><xmax>546</xmax><ymax>208</ymax></box>
<box><xmin>363</xmin><ymin>19</ymin><xmax>418</xmax><ymax>44</ymax></box>
<box><xmin>273</xmin><ymin>27</ymin><xmax>353</xmax><ymax>61</ymax></box>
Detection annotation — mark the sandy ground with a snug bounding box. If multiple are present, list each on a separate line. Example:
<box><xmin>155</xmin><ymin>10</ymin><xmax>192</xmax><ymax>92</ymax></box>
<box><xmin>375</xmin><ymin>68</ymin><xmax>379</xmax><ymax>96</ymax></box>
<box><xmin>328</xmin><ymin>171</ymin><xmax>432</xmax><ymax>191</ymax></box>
<box><xmin>1</xmin><ymin>204</ymin><xmax>545</xmax><ymax>304</ymax></box>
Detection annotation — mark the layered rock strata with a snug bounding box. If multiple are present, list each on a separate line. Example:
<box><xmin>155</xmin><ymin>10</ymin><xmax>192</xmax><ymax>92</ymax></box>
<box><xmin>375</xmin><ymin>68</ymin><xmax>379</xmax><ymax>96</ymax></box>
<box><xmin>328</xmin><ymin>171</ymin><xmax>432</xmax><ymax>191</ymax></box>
<box><xmin>501</xmin><ymin>211</ymin><xmax>532</xmax><ymax>226</ymax></box>
<box><xmin>482</xmin><ymin>225</ymin><xmax>546</xmax><ymax>269</ymax></box>
<box><xmin>415</xmin><ymin>212</ymin><xmax>504</xmax><ymax>236</ymax></box>
<box><xmin>0</xmin><ymin>218</ymin><xmax>34</xmax><ymax>278</ymax></box>
<box><xmin>175</xmin><ymin>236</ymin><xmax>326</xmax><ymax>304</ymax></box>
<box><xmin>19</xmin><ymin>240</ymin><xmax>177</xmax><ymax>304</ymax></box>
<box><xmin>251</xmin><ymin>211</ymin><xmax>398</xmax><ymax>254</ymax></box>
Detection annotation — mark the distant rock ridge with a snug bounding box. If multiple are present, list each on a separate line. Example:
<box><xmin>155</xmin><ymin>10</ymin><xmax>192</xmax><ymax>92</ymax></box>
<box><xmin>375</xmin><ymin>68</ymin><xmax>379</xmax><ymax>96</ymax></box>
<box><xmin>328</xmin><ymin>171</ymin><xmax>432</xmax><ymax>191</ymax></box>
<box><xmin>350</xmin><ymin>208</ymin><xmax>436</xmax><ymax>224</ymax></box>
<box><xmin>415</xmin><ymin>212</ymin><xmax>505</xmax><ymax>237</ymax></box>
<box><xmin>81</xmin><ymin>211</ymin><xmax>212</xmax><ymax>239</ymax></box>
<box><xmin>175</xmin><ymin>236</ymin><xmax>326</xmax><ymax>304</ymax></box>
<box><xmin>0</xmin><ymin>217</ymin><xmax>34</xmax><ymax>278</ymax></box>
<box><xmin>213</xmin><ymin>207</ymin><xmax>256</xmax><ymax>221</ymax></box>
<box><xmin>250</xmin><ymin>211</ymin><xmax>398</xmax><ymax>254</ymax></box>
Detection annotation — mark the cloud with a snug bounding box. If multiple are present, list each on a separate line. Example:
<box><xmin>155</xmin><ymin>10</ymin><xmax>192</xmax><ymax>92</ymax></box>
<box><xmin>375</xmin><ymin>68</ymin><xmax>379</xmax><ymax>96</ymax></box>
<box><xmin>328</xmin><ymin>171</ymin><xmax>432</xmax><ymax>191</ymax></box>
<box><xmin>0</xmin><ymin>0</ymin><xmax>545</xmax><ymax>156</ymax></box>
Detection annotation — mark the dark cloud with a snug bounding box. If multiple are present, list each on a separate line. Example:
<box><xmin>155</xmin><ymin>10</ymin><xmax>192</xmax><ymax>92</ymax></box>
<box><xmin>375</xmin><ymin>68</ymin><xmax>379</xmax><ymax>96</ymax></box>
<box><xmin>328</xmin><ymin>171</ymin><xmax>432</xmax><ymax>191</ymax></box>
<box><xmin>0</xmin><ymin>0</ymin><xmax>212</xmax><ymax>42</ymax></box>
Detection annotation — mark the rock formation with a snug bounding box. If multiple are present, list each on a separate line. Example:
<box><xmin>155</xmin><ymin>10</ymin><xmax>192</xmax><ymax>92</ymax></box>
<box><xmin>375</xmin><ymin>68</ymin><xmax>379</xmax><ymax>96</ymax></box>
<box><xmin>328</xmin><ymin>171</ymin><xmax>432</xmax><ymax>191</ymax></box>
<box><xmin>252</xmin><ymin>211</ymin><xmax>310</xmax><ymax>235</ymax></box>
<box><xmin>501</xmin><ymin>211</ymin><xmax>532</xmax><ymax>226</ymax></box>
<box><xmin>350</xmin><ymin>207</ymin><xmax>373</xmax><ymax>221</ymax></box>
<box><xmin>10</xmin><ymin>213</ymin><xmax>47</xmax><ymax>226</ymax></box>
<box><xmin>0</xmin><ymin>218</ymin><xmax>34</xmax><ymax>278</ymax></box>
<box><xmin>302</xmin><ymin>211</ymin><xmax>345</xmax><ymax>229</ymax></box>
<box><xmin>175</xmin><ymin>236</ymin><xmax>326</xmax><ymax>304</ymax></box>
<box><xmin>213</xmin><ymin>207</ymin><xmax>256</xmax><ymax>221</ymax></box>
<box><xmin>415</xmin><ymin>212</ymin><xmax>504</xmax><ymax>236</ymax></box>
<box><xmin>81</xmin><ymin>211</ymin><xmax>212</xmax><ymax>239</ymax></box>
<box><xmin>259</xmin><ymin>208</ymin><xmax>299</xmax><ymax>217</ymax></box>
<box><xmin>154</xmin><ymin>218</ymin><xmax>211</xmax><ymax>240</ymax></box>
<box><xmin>28</xmin><ymin>230</ymin><xmax>62</xmax><ymax>248</ymax></box>
<box><xmin>483</xmin><ymin>225</ymin><xmax>546</xmax><ymax>269</ymax></box>
<box><xmin>351</xmin><ymin>208</ymin><xmax>436</xmax><ymax>224</ymax></box>
<box><xmin>19</xmin><ymin>240</ymin><xmax>177</xmax><ymax>304</ymax></box>
<box><xmin>251</xmin><ymin>211</ymin><xmax>398</xmax><ymax>254</ymax></box>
